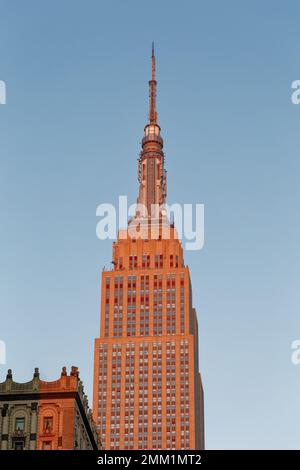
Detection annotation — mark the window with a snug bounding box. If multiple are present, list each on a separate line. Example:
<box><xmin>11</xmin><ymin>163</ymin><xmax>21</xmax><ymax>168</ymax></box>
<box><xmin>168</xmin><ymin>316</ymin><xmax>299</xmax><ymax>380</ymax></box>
<box><xmin>14</xmin><ymin>441</ymin><xmax>24</xmax><ymax>450</ymax></box>
<box><xmin>155</xmin><ymin>254</ymin><xmax>163</xmax><ymax>268</ymax></box>
<box><xmin>15</xmin><ymin>417</ymin><xmax>25</xmax><ymax>432</ymax></box>
<box><xmin>43</xmin><ymin>417</ymin><xmax>53</xmax><ymax>433</ymax></box>
<box><xmin>142</xmin><ymin>254</ymin><xmax>150</xmax><ymax>268</ymax></box>
<box><xmin>129</xmin><ymin>256</ymin><xmax>137</xmax><ymax>269</ymax></box>
<box><xmin>42</xmin><ymin>441</ymin><xmax>52</xmax><ymax>450</ymax></box>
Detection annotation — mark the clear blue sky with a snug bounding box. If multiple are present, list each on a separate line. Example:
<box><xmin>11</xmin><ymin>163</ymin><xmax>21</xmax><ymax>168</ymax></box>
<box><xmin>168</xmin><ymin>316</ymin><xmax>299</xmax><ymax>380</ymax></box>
<box><xmin>1</xmin><ymin>0</ymin><xmax>300</xmax><ymax>449</ymax></box>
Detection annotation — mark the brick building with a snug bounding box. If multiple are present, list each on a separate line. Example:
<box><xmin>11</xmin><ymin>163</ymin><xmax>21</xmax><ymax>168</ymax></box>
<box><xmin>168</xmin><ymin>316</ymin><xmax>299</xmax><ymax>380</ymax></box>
<box><xmin>0</xmin><ymin>367</ymin><xmax>99</xmax><ymax>450</ymax></box>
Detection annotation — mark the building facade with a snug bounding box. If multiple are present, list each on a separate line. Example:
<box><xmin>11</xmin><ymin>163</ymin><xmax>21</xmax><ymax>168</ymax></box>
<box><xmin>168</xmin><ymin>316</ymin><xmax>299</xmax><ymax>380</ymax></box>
<box><xmin>0</xmin><ymin>367</ymin><xmax>99</xmax><ymax>450</ymax></box>
<box><xmin>93</xmin><ymin>46</ymin><xmax>205</xmax><ymax>450</ymax></box>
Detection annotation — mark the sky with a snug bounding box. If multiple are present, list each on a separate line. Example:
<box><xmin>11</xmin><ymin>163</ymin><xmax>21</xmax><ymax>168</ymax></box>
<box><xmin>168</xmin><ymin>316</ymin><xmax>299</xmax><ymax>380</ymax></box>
<box><xmin>0</xmin><ymin>0</ymin><xmax>300</xmax><ymax>449</ymax></box>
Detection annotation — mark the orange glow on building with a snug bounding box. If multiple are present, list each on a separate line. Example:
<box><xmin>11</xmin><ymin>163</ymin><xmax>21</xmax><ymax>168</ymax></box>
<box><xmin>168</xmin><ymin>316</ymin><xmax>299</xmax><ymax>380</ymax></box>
<box><xmin>93</xmin><ymin>45</ymin><xmax>205</xmax><ymax>450</ymax></box>
<box><xmin>0</xmin><ymin>367</ymin><xmax>99</xmax><ymax>450</ymax></box>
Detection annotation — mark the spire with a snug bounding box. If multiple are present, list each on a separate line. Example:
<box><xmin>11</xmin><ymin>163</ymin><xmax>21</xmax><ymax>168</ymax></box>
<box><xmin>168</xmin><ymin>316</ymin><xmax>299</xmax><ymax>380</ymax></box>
<box><xmin>149</xmin><ymin>41</ymin><xmax>157</xmax><ymax>124</ymax></box>
<box><xmin>151</xmin><ymin>41</ymin><xmax>155</xmax><ymax>80</ymax></box>
<box><xmin>137</xmin><ymin>44</ymin><xmax>167</xmax><ymax>217</ymax></box>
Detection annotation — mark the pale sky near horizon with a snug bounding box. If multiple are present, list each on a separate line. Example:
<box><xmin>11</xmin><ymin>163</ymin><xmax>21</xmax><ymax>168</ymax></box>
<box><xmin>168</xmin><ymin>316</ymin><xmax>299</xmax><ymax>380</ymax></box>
<box><xmin>1</xmin><ymin>1</ymin><xmax>300</xmax><ymax>449</ymax></box>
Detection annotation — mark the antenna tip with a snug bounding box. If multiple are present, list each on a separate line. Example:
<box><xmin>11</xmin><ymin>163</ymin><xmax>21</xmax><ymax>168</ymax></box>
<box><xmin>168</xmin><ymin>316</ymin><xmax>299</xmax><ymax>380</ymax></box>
<box><xmin>152</xmin><ymin>41</ymin><xmax>155</xmax><ymax>57</ymax></box>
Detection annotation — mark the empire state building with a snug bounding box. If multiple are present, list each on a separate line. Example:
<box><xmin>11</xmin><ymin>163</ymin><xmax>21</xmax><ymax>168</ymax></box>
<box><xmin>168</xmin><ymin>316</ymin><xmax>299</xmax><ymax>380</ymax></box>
<box><xmin>93</xmin><ymin>46</ymin><xmax>205</xmax><ymax>450</ymax></box>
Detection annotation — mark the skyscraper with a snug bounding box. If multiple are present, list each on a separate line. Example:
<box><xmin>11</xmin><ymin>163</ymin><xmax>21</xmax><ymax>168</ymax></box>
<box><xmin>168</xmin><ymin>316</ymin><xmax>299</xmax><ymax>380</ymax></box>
<box><xmin>93</xmin><ymin>45</ymin><xmax>204</xmax><ymax>450</ymax></box>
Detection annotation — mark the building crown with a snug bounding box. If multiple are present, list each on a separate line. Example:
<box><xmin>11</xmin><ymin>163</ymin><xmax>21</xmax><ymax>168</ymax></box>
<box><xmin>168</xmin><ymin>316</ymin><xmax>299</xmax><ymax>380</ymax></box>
<box><xmin>137</xmin><ymin>44</ymin><xmax>167</xmax><ymax>219</ymax></box>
